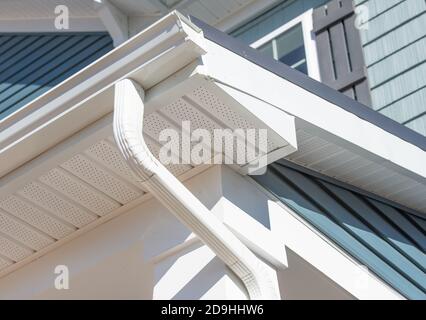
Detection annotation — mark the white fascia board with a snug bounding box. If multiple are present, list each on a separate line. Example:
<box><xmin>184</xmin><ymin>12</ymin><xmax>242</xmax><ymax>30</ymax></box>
<box><xmin>213</xmin><ymin>82</ymin><xmax>298</xmax><ymax>150</ymax></box>
<box><xmin>165</xmin><ymin>165</ymin><xmax>287</xmax><ymax>271</ymax></box>
<box><xmin>216</xmin><ymin>167</ymin><xmax>288</xmax><ymax>269</ymax></box>
<box><xmin>199</xmin><ymin>37</ymin><xmax>426</xmax><ymax>182</ymax></box>
<box><xmin>209</xmin><ymin>82</ymin><xmax>298</xmax><ymax>175</ymax></box>
<box><xmin>0</xmin><ymin>11</ymin><xmax>298</xmax><ymax>179</ymax></box>
<box><xmin>0</xmin><ymin>12</ymin><xmax>207</xmax><ymax>178</ymax></box>
<box><xmin>223</xmin><ymin>207</ymin><xmax>288</xmax><ymax>270</ymax></box>
<box><xmin>267</xmin><ymin>199</ymin><xmax>404</xmax><ymax>300</ymax></box>
<box><xmin>4</xmin><ymin>11</ymin><xmax>424</xmax><ymax>186</ymax></box>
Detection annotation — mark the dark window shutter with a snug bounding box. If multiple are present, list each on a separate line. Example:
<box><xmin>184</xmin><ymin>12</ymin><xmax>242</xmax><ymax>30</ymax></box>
<box><xmin>313</xmin><ymin>0</ymin><xmax>371</xmax><ymax>106</ymax></box>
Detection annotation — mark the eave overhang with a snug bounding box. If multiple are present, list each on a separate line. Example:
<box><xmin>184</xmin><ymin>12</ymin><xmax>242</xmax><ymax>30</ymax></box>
<box><xmin>0</xmin><ymin>11</ymin><xmax>296</xmax><ymax>277</ymax></box>
<box><xmin>1</xmin><ymin>11</ymin><xmax>426</xmax><ymax>212</ymax></box>
<box><xmin>191</xmin><ymin>17</ymin><xmax>426</xmax><ymax>214</ymax></box>
<box><xmin>0</xmin><ymin>12</ymin><xmax>296</xmax><ymax>178</ymax></box>
<box><xmin>0</xmin><ymin>11</ymin><xmax>425</xmax><ymax>278</ymax></box>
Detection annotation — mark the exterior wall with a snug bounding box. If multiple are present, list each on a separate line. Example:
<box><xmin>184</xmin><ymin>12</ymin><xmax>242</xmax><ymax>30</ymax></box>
<box><xmin>0</xmin><ymin>166</ymin><xmax>249</xmax><ymax>300</ymax></box>
<box><xmin>354</xmin><ymin>0</ymin><xmax>426</xmax><ymax>136</ymax></box>
<box><xmin>0</xmin><ymin>1</ymin><xmax>420</xmax><ymax>300</ymax></box>
<box><xmin>232</xmin><ymin>0</ymin><xmax>426</xmax><ymax>136</ymax></box>
<box><xmin>0</xmin><ymin>165</ymin><xmax>402</xmax><ymax>300</ymax></box>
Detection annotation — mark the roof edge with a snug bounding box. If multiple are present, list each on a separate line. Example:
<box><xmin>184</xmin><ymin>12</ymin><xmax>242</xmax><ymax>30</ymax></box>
<box><xmin>0</xmin><ymin>12</ymin><xmax>206</xmax><ymax>178</ymax></box>
<box><xmin>276</xmin><ymin>159</ymin><xmax>426</xmax><ymax>220</ymax></box>
<box><xmin>190</xmin><ymin>16</ymin><xmax>426</xmax><ymax>153</ymax></box>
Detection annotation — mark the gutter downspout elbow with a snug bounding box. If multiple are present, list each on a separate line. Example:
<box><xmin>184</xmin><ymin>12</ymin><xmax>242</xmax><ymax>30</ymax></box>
<box><xmin>113</xmin><ymin>78</ymin><xmax>279</xmax><ymax>300</ymax></box>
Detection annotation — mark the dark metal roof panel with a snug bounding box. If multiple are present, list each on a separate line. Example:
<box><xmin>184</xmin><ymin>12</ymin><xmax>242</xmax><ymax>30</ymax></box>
<box><xmin>254</xmin><ymin>161</ymin><xmax>426</xmax><ymax>300</ymax></box>
<box><xmin>0</xmin><ymin>32</ymin><xmax>113</xmax><ymax>120</ymax></box>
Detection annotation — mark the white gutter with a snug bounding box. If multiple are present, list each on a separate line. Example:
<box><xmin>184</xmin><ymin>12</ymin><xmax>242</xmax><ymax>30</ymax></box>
<box><xmin>113</xmin><ymin>78</ymin><xmax>279</xmax><ymax>300</ymax></box>
<box><xmin>0</xmin><ymin>12</ymin><xmax>205</xmax><ymax>178</ymax></box>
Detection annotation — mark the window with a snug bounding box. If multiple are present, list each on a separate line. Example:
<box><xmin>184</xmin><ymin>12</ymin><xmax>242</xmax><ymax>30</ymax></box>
<box><xmin>258</xmin><ymin>24</ymin><xmax>307</xmax><ymax>74</ymax></box>
<box><xmin>250</xmin><ymin>10</ymin><xmax>320</xmax><ymax>80</ymax></box>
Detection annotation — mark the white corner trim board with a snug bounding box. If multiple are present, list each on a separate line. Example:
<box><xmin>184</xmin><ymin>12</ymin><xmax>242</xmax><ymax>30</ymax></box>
<box><xmin>113</xmin><ymin>78</ymin><xmax>279</xmax><ymax>300</ymax></box>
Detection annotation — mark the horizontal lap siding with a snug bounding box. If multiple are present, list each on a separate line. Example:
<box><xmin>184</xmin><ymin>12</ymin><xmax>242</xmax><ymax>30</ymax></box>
<box><xmin>253</xmin><ymin>161</ymin><xmax>426</xmax><ymax>300</ymax></box>
<box><xmin>354</xmin><ymin>0</ymin><xmax>403</xmax><ymax>19</ymax></box>
<box><xmin>354</xmin><ymin>0</ymin><xmax>426</xmax><ymax>136</ymax></box>
<box><xmin>0</xmin><ymin>33</ymin><xmax>113</xmax><ymax>120</ymax></box>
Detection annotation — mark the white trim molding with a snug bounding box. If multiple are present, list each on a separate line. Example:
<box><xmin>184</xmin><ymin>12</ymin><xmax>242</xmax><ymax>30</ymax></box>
<box><xmin>113</xmin><ymin>78</ymin><xmax>280</xmax><ymax>300</ymax></box>
<box><xmin>250</xmin><ymin>9</ymin><xmax>321</xmax><ymax>81</ymax></box>
<box><xmin>94</xmin><ymin>0</ymin><xmax>129</xmax><ymax>46</ymax></box>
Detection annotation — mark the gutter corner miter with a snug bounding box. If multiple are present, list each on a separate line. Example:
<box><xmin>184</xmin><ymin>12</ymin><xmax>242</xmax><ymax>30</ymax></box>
<box><xmin>113</xmin><ymin>78</ymin><xmax>279</xmax><ymax>300</ymax></box>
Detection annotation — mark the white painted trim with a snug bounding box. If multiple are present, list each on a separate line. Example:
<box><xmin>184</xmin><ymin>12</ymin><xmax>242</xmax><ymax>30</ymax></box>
<box><xmin>0</xmin><ymin>12</ymin><xmax>207</xmax><ymax>178</ymax></box>
<box><xmin>271</xmin><ymin>199</ymin><xmax>405</xmax><ymax>300</ymax></box>
<box><xmin>250</xmin><ymin>178</ymin><xmax>405</xmax><ymax>300</ymax></box>
<box><xmin>113</xmin><ymin>78</ymin><xmax>279</xmax><ymax>300</ymax></box>
<box><xmin>302</xmin><ymin>9</ymin><xmax>321</xmax><ymax>81</ymax></box>
<box><xmin>221</xmin><ymin>199</ymin><xmax>287</xmax><ymax>270</ymax></box>
<box><xmin>0</xmin><ymin>10</ymin><xmax>424</xmax><ymax>207</ymax></box>
<box><xmin>0</xmin><ymin>111</ymin><xmax>215</xmax><ymax>279</ymax></box>
<box><xmin>250</xmin><ymin>9</ymin><xmax>320</xmax><ymax>80</ymax></box>
<box><xmin>94</xmin><ymin>0</ymin><xmax>129</xmax><ymax>46</ymax></box>
<box><xmin>200</xmin><ymin>37</ymin><xmax>426</xmax><ymax>182</ymax></box>
<box><xmin>250</xmin><ymin>12</ymin><xmax>304</xmax><ymax>48</ymax></box>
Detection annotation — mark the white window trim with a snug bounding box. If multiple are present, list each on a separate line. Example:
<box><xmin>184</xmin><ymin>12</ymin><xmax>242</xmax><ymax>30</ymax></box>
<box><xmin>250</xmin><ymin>9</ymin><xmax>321</xmax><ymax>81</ymax></box>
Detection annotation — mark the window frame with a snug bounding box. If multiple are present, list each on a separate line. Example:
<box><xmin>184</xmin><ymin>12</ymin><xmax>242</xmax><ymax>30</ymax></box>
<box><xmin>250</xmin><ymin>9</ymin><xmax>321</xmax><ymax>81</ymax></box>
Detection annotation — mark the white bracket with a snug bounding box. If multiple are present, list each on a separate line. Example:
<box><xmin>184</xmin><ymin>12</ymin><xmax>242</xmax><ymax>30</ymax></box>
<box><xmin>93</xmin><ymin>0</ymin><xmax>128</xmax><ymax>46</ymax></box>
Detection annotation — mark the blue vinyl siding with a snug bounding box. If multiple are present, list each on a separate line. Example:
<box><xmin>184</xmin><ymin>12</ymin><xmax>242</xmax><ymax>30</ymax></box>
<box><xmin>354</xmin><ymin>0</ymin><xmax>426</xmax><ymax>136</ymax></box>
<box><xmin>0</xmin><ymin>32</ymin><xmax>113</xmax><ymax>119</ymax></box>
<box><xmin>253</xmin><ymin>161</ymin><xmax>426</xmax><ymax>300</ymax></box>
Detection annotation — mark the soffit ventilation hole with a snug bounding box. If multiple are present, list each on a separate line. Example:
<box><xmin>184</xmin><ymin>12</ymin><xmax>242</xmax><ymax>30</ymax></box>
<box><xmin>39</xmin><ymin>169</ymin><xmax>120</xmax><ymax>217</ymax></box>
<box><xmin>0</xmin><ymin>211</ymin><xmax>54</xmax><ymax>250</ymax></box>
<box><xmin>0</xmin><ymin>256</ymin><xmax>13</xmax><ymax>270</ymax></box>
<box><xmin>164</xmin><ymin>96</ymin><xmax>258</xmax><ymax>164</ymax></box>
<box><xmin>189</xmin><ymin>87</ymin><xmax>278</xmax><ymax>153</ymax></box>
<box><xmin>0</xmin><ymin>235</ymin><xmax>33</xmax><ymax>262</ymax></box>
<box><xmin>0</xmin><ymin>194</ymin><xmax>74</xmax><ymax>239</ymax></box>
<box><xmin>61</xmin><ymin>154</ymin><xmax>142</xmax><ymax>204</ymax></box>
<box><xmin>143</xmin><ymin>112</ymin><xmax>194</xmax><ymax>163</ymax></box>
<box><xmin>19</xmin><ymin>182</ymin><xmax>96</xmax><ymax>227</ymax></box>
<box><xmin>144</xmin><ymin>138</ymin><xmax>192</xmax><ymax>177</ymax></box>
<box><xmin>160</xmin><ymin>99</ymin><xmax>224</xmax><ymax>160</ymax></box>
<box><xmin>85</xmin><ymin>140</ymin><xmax>140</xmax><ymax>185</ymax></box>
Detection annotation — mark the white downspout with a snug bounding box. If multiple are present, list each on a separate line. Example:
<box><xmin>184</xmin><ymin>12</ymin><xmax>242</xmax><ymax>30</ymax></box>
<box><xmin>113</xmin><ymin>79</ymin><xmax>279</xmax><ymax>300</ymax></box>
